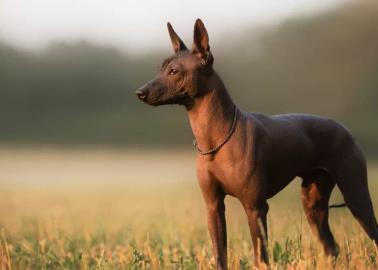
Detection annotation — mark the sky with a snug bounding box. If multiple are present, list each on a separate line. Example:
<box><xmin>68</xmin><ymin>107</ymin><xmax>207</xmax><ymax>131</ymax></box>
<box><xmin>0</xmin><ymin>0</ymin><xmax>347</xmax><ymax>54</ymax></box>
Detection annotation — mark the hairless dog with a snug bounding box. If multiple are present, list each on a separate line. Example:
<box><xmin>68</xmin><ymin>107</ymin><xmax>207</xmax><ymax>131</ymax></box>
<box><xmin>136</xmin><ymin>19</ymin><xmax>378</xmax><ymax>269</ymax></box>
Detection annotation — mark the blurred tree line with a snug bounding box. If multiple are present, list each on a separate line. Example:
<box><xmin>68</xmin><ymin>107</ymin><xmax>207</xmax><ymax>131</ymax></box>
<box><xmin>0</xmin><ymin>2</ymin><xmax>377</xmax><ymax>156</ymax></box>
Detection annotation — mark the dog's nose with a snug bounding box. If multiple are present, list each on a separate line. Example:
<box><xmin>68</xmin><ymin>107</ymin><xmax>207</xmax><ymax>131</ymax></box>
<box><xmin>135</xmin><ymin>89</ymin><xmax>147</xmax><ymax>101</ymax></box>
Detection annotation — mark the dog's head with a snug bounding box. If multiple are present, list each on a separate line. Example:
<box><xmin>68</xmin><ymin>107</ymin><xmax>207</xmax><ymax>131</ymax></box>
<box><xmin>135</xmin><ymin>19</ymin><xmax>214</xmax><ymax>108</ymax></box>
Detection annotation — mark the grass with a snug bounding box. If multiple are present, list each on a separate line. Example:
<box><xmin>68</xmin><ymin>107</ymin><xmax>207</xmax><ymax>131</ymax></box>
<box><xmin>0</xmin><ymin>147</ymin><xmax>377</xmax><ymax>269</ymax></box>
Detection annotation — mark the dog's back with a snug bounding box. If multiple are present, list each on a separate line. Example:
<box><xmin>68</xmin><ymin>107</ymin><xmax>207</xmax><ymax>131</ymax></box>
<box><xmin>250</xmin><ymin>112</ymin><xmax>357</xmax><ymax>163</ymax></box>
<box><xmin>248</xmin><ymin>112</ymin><xmax>364</xmax><ymax>191</ymax></box>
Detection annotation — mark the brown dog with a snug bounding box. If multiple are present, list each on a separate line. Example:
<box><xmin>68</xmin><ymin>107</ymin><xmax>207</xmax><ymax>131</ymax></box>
<box><xmin>136</xmin><ymin>19</ymin><xmax>378</xmax><ymax>269</ymax></box>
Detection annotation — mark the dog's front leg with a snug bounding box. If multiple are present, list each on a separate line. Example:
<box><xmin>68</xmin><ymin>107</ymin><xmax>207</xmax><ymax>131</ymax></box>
<box><xmin>243</xmin><ymin>202</ymin><xmax>269</xmax><ymax>267</ymax></box>
<box><xmin>198</xmin><ymin>173</ymin><xmax>227</xmax><ymax>270</ymax></box>
<box><xmin>206</xmin><ymin>197</ymin><xmax>227</xmax><ymax>270</ymax></box>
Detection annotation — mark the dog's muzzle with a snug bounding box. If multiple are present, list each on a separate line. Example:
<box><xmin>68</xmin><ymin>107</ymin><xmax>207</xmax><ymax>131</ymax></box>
<box><xmin>135</xmin><ymin>89</ymin><xmax>148</xmax><ymax>101</ymax></box>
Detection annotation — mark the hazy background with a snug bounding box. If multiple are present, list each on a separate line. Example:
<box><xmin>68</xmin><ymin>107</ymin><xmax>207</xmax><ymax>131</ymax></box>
<box><xmin>1</xmin><ymin>0</ymin><xmax>377</xmax><ymax>158</ymax></box>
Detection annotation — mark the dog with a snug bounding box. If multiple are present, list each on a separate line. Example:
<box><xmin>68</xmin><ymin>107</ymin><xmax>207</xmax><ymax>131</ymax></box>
<box><xmin>136</xmin><ymin>19</ymin><xmax>378</xmax><ymax>269</ymax></box>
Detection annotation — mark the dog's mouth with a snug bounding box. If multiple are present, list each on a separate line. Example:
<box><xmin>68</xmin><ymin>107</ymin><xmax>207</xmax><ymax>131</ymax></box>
<box><xmin>137</xmin><ymin>90</ymin><xmax>193</xmax><ymax>107</ymax></box>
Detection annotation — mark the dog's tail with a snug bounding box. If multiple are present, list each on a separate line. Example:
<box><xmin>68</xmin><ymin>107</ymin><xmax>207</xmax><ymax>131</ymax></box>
<box><xmin>329</xmin><ymin>202</ymin><xmax>347</xmax><ymax>209</ymax></box>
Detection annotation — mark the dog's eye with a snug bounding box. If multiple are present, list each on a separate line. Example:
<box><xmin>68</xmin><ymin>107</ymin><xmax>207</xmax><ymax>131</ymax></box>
<box><xmin>168</xmin><ymin>68</ymin><xmax>178</xmax><ymax>75</ymax></box>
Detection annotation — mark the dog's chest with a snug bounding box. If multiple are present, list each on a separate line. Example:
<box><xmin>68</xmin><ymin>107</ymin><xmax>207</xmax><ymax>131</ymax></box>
<box><xmin>204</xmin><ymin>154</ymin><xmax>255</xmax><ymax>197</ymax></box>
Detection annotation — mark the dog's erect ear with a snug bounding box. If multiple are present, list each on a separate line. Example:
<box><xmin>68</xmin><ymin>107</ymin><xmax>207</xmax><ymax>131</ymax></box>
<box><xmin>192</xmin><ymin>19</ymin><xmax>212</xmax><ymax>65</ymax></box>
<box><xmin>167</xmin><ymin>22</ymin><xmax>187</xmax><ymax>53</ymax></box>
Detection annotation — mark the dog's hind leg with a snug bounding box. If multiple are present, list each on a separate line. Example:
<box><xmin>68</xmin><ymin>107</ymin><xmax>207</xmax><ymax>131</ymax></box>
<box><xmin>334</xmin><ymin>148</ymin><xmax>378</xmax><ymax>245</ymax></box>
<box><xmin>301</xmin><ymin>173</ymin><xmax>339</xmax><ymax>256</ymax></box>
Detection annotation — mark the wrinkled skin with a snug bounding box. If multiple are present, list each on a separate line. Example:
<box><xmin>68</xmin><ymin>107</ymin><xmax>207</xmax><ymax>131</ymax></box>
<box><xmin>136</xmin><ymin>19</ymin><xmax>378</xmax><ymax>269</ymax></box>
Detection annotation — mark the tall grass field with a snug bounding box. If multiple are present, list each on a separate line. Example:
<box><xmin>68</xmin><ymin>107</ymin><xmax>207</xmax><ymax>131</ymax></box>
<box><xmin>0</xmin><ymin>148</ymin><xmax>377</xmax><ymax>269</ymax></box>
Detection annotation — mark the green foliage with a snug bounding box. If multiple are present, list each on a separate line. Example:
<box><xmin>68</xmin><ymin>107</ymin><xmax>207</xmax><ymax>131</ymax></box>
<box><xmin>1</xmin><ymin>2</ymin><xmax>378</xmax><ymax>156</ymax></box>
<box><xmin>272</xmin><ymin>238</ymin><xmax>303</xmax><ymax>266</ymax></box>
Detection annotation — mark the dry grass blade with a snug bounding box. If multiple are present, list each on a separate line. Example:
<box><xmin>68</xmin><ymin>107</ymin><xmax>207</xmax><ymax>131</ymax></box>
<box><xmin>1</xmin><ymin>229</ymin><xmax>11</xmax><ymax>270</ymax></box>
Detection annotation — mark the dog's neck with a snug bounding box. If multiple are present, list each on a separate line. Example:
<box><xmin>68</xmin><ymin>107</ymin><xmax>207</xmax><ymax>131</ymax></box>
<box><xmin>186</xmin><ymin>71</ymin><xmax>236</xmax><ymax>153</ymax></box>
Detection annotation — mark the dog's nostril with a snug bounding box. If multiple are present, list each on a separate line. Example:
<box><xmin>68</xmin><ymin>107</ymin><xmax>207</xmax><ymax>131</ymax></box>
<box><xmin>135</xmin><ymin>89</ymin><xmax>147</xmax><ymax>100</ymax></box>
